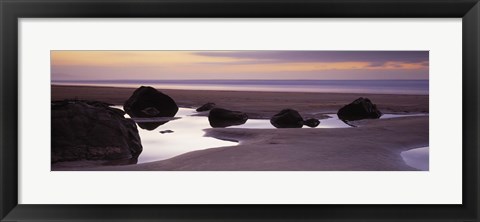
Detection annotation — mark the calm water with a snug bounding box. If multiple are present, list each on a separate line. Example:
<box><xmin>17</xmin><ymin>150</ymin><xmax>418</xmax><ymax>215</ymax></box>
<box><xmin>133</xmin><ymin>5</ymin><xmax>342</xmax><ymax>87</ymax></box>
<box><xmin>113</xmin><ymin>107</ymin><xmax>354</xmax><ymax>163</ymax></box>
<box><xmin>53</xmin><ymin>79</ymin><xmax>428</xmax><ymax>95</ymax></box>
<box><xmin>112</xmin><ymin>106</ymin><xmax>428</xmax><ymax>165</ymax></box>
<box><xmin>127</xmin><ymin>108</ymin><xmax>238</xmax><ymax>163</ymax></box>
<box><xmin>401</xmin><ymin>147</ymin><xmax>429</xmax><ymax>170</ymax></box>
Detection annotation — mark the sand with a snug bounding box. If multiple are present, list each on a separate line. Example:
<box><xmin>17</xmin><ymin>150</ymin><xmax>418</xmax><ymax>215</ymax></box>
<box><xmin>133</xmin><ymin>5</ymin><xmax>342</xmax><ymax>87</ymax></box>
<box><xmin>52</xmin><ymin>85</ymin><xmax>428</xmax><ymax>119</ymax></box>
<box><xmin>51</xmin><ymin>85</ymin><xmax>429</xmax><ymax>171</ymax></box>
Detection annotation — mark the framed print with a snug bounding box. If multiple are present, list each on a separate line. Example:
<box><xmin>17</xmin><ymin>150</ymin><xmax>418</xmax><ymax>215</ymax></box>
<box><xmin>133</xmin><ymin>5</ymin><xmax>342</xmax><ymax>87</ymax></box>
<box><xmin>49</xmin><ymin>50</ymin><xmax>431</xmax><ymax>171</ymax></box>
<box><xmin>1</xmin><ymin>0</ymin><xmax>479</xmax><ymax>221</ymax></box>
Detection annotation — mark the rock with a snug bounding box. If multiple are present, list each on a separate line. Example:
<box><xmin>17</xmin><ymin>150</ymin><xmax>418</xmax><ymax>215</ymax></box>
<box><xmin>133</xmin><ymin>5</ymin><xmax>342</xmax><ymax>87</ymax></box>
<box><xmin>337</xmin><ymin>97</ymin><xmax>382</xmax><ymax>121</ymax></box>
<box><xmin>141</xmin><ymin>107</ymin><xmax>161</xmax><ymax>116</ymax></box>
<box><xmin>123</xmin><ymin>86</ymin><xmax>179</xmax><ymax>130</ymax></box>
<box><xmin>160</xmin><ymin>130</ymin><xmax>174</xmax><ymax>134</ymax></box>
<box><xmin>51</xmin><ymin>100</ymin><xmax>142</xmax><ymax>164</ymax></box>
<box><xmin>208</xmin><ymin>108</ymin><xmax>248</xmax><ymax>128</ymax></box>
<box><xmin>270</xmin><ymin>109</ymin><xmax>304</xmax><ymax>128</ymax></box>
<box><xmin>196</xmin><ymin>102</ymin><xmax>216</xmax><ymax>112</ymax></box>
<box><xmin>124</xmin><ymin>86</ymin><xmax>178</xmax><ymax>118</ymax></box>
<box><xmin>304</xmin><ymin>118</ymin><xmax>320</xmax><ymax>128</ymax></box>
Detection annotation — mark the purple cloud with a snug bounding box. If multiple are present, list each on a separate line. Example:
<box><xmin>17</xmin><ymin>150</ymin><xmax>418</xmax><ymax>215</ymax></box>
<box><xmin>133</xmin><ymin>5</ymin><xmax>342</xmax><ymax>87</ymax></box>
<box><xmin>194</xmin><ymin>51</ymin><xmax>429</xmax><ymax>66</ymax></box>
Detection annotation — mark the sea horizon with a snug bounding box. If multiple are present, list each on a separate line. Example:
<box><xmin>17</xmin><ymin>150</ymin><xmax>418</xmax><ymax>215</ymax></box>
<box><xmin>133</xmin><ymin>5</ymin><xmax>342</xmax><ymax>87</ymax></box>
<box><xmin>51</xmin><ymin>79</ymin><xmax>429</xmax><ymax>95</ymax></box>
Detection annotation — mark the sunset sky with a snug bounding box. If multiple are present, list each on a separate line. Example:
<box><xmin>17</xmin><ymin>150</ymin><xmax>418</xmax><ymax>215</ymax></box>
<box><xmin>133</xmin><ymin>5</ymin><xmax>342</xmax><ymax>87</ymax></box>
<box><xmin>51</xmin><ymin>51</ymin><xmax>429</xmax><ymax>81</ymax></box>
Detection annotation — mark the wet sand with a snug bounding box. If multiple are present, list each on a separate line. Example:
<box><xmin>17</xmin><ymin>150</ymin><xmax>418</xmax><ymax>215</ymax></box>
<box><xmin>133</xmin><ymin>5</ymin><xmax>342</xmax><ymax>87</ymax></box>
<box><xmin>51</xmin><ymin>85</ymin><xmax>429</xmax><ymax>171</ymax></box>
<box><xmin>52</xmin><ymin>85</ymin><xmax>428</xmax><ymax>119</ymax></box>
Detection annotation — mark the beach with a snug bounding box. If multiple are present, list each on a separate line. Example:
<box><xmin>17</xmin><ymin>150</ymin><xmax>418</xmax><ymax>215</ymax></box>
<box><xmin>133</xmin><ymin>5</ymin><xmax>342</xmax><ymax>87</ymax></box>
<box><xmin>51</xmin><ymin>85</ymin><xmax>429</xmax><ymax>171</ymax></box>
<box><xmin>52</xmin><ymin>85</ymin><xmax>428</xmax><ymax>118</ymax></box>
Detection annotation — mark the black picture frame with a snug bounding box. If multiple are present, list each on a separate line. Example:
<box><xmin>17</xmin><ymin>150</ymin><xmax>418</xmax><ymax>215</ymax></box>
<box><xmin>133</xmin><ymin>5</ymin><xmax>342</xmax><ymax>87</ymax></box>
<box><xmin>1</xmin><ymin>0</ymin><xmax>479</xmax><ymax>221</ymax></box>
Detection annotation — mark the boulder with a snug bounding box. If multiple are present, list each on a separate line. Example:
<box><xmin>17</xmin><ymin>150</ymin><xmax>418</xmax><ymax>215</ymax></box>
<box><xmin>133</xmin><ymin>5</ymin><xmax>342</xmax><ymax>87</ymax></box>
<box><xmin>304</xmin><ymin>118</ymin><xmax>320</xmax><ymax>128</ymax></box>
<box><xmin>124</xmin><ymin>86</ymin><xmax>178</xmax><ymax>118</ymax></box>
<box><xmin>270</xmin><ymin>109</ymin><xmax>304</xmax><ymax>128</ymax></box>
<box><xmin>337</xmin><ymin>97</ymin><xmax>382</xmax><ymax>121</ymax></box>
<box><xmin>196</xmin><ymin>102</ymin><xmax>216</xmax><ymax>112</ymax></box>
<box><xmin>208</xmin><ymin>108</ymin><xmax>248</xmax><ymax>128</ymax></box>
<box><xmin>51</xmin><ymin>100</ymin><xmax>142</xmax><ymax>163</ymax></box>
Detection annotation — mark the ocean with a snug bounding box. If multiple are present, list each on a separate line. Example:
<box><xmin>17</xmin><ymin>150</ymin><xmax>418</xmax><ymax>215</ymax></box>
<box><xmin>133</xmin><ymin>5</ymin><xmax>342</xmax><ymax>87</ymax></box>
<box><xmin>51</xmin><ymin>79</ymin><xmax>429</xmax><ymax>95</ymax></box>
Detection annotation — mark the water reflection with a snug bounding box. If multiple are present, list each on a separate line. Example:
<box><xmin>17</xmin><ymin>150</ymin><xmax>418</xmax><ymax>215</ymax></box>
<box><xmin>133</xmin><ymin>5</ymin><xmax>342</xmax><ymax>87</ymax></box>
<box><xmin>226</xmin><ymin>115</ymin><xmax>351</xmax><ymax>129</ymax></box>
<box><xmin>400</xmin><ymin>147</ymin><xmax>429</xmax><ymax>171</ymax></box>
<box><xmin>131</xmin><ymin>117</ymin><xmax>180</xmax><ymax>130</ymax></box>
<box><xmin>137</xmin><ymin>122</ymin><xmax>168</xmax><ymax>130</ymax></box>
<box><xmin>338</xmin><ymin>113</ymin><xmax>428</xmax><ymax>127</ymax></box>
<box><xmin>112</xmin><ymin>106</ymin><xmax>427</xmax><ymax>164</ymax></box>
<box><xmin>380</xmin><ymin>113</ymin><xmax>428</xmax><ymax>119</ymax></box>
<box><xmin>131</xmin><ymin>110</ymin><xmax>353</xmax><ymax>163</ymax></box>
<box><xmin>113</xmin><ymin>106</ymin><xmax>238</xmax><ymax>163</ymax></box>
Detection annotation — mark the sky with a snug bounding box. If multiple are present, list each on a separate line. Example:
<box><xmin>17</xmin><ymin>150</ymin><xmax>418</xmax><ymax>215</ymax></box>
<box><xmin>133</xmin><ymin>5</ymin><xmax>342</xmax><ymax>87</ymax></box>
<box><xmin>51</xmin><ymin>51</ymin><xmax>429</xmax><ymax>81</ymax></box>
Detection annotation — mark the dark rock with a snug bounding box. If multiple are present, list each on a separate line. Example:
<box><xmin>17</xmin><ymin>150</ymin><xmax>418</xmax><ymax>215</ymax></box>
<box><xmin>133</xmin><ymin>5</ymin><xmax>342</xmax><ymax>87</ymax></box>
<box><xmin>337</xmin><ymin>97</ymin><xmax>382</xmax><ymax>121</ymax></box>
<box><xmin>196</xmin><ymin>102</ymin><xmax>216</xmax><ymax>112</ymax></box>
<box><xmin>304</xmin><ymin>118</ymin><xmax>320</xmax><ymax>128</ymax></box>
<box><xmin>51</xmin><ymin>100</ymin><xmax>142</xmax><ymax>164</ymax></box>
<box><xmin>208</xmin><ymin>108</ymin><xmax>248</xmax><ymax>128</ymax></box>
<box><xmin>123</xmin><ymin>86</ymin><xmax>179</xmax><ymax>130</ymax></box>
<box><xmin>270</xmin><ymin>109</ymin><xmax>304</xmax><ymax>128</ymax></box>
<box><xmin>160</xmin><ymin>130</ymin><xmax>174</xmax><ymax>134</ymax></box>
<box><xmin>124</xmin><ymin>86</ymin><xmax>178</xmax><ymax>118</ymax></box>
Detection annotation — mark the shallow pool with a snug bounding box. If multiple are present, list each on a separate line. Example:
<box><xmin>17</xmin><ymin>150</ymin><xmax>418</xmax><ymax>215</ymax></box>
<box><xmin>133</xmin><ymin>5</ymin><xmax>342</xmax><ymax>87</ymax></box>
<box><xmin>112</xmin><ymin>106</ymin><xmax>427</xmax><ymax>164</ymax></box>
<box><xmin>112</xmin><ymin>107</ymin><xmax>358</xmax><ymax>163</ymax></box>
<box><xmin>119</xmin><ymin>107</ymin><xmax>238</xmax><ymax>163</ymax></box>
<box><xmin>400</xmin><ymin>147</ymin><xmax>429</xmax><ymax>171</ymax></box>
